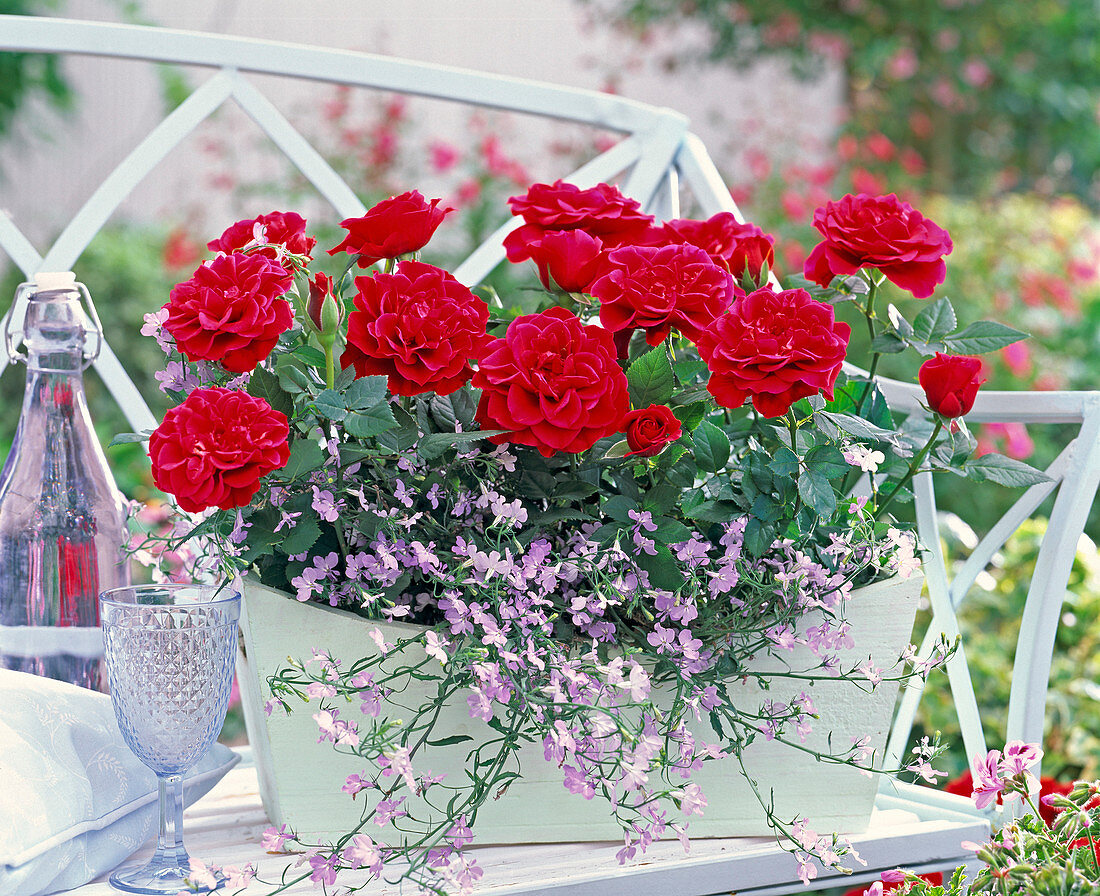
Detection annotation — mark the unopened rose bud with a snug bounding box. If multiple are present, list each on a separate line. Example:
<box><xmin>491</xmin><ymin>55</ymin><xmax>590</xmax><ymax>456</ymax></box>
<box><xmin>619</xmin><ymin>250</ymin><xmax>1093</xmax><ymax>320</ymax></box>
<box><xmin>306</xmin><ymin>273</ymin><xmax>341</xmax><ymax>343</ymax></box>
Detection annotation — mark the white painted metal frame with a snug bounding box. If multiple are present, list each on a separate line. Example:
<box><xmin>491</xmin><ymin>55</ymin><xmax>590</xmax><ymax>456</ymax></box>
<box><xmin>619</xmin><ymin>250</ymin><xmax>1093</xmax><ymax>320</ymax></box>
<box><xmin>3</xmin><ymin>15</ymin><xmax>1099</xmax><ymax>894</ymax></box>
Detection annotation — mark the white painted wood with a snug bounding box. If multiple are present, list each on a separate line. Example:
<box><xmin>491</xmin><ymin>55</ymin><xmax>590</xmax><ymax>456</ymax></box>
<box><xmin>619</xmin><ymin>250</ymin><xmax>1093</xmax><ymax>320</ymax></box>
<box><xmin>237</xmin><ymin>576</ymin><xmax>921</xmax><ymax>845</ymax></box>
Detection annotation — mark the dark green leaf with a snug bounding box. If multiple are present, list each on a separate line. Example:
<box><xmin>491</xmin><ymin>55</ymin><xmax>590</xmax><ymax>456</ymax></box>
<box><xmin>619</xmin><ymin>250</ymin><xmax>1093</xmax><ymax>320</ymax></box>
<box><xmin>673</xmin><ymin>359</ymin><xmax>709</xmax><ymax>383</ymax></box>
<box><xmin>798</xmin><ymin>468</ymin><xmax>837</xmax><ymax>518</ymax></box>
<box><xmin>345</xmin><ymin>376</ymin><xmax>388</xmax><ymax>409</ymax></box>
<box><xmin>416</xmin><ymin>429</ymin><xmax>503</xmax><ymax>460</ymax></box>
<box><xmin>313</xmin><ymin>389</ymin><xmax>347</xmax><ymax>422</ymax></box>
<box><xmin>248</xmin><ymin>366</ymin><xmax>295</xmax><ymax>420</ymax></box>
<box><xmin>965</xmin><ymin>453</ymin><xmax>1051</xmax><ymax>488</ymax></box>
<box><xmin>295</xmin><ymin>345</ymin><xmax>328</xmax><ymax>367</ymax></box>
<box><xmin>651</xmin><ymin>517</ymin><xmax>692</xmax><ymax>545</ymax></box>
<box><xmin>552</xmin><ymin>479</ymin><xmax>600</xmax><ymax>501</ymax></box>
<box><xmin>944</xmin><ymin>321</ymin><xmax>1029</xmax><ymax>355</ymax></box>
<box><xmin>693</xmin><ymin>420</ymin><xmax>731</xmax><ymax>472</ymax></box>
<box><xmin>602</xmin><ymin>494</ymin><xmax>638</xmax><ymax>522</ymax></box>
<box><xmin>742</xmin><ymin>517</ymin><xmax>777</xmax><ymax>557</ymax></box>
<box><xmin>635</xmin><ymin>543</ymin><xmax>686</xmax><ymax>591</ymax></box>
<box><xmin>804</xmin><ymin>444</ymin><xmax>849</xmax><ymax>479</ymax></box>
<box><xmin>820</xmin><ymin>411</ymin><xmax>899</xmax><ymax>445</ymax></box>
<box><xmin>280</xmin><ymin>515</ymin><xmax>321</xmax><ymax>555</ymax></box>
<box><xmin>627</xmin><ymin>348</ymin><xmax>676</xmax><ymax>409</ymax></box>
<box><xmin>769</xmin><ymin>445</ymin><xmax>799</xmax><ymax>478</ymax></box>
<box><xmin>344</xmin><ymin>404</ymin><xmax>398</xmax><ymax>439</ymax></box>
<box><xmin>912</xmin><ymin>297</ymin><xmax>957</xmax><ymax>343</ymax></box>
<box><xmin>427</xmin><ymin>735</ymin><xmax>474</xmax><ymax>747</ymax></box>
<box><xmin>602</xmin><ymin>439</ymin><xmax>631</xmax><ymax>459</ymax></box>
<box><xmin>870</xmin><ymin>332</ymin><xmax>907</xmax><ymax>354</ymax></box>
<box><xmin>673</xmin><ymin>400</ymin><xmax>709</xmax><ymax>433</ymax></box>
<box><xmin>684</xmin><ymin>499</ymin><xmax>739</xmax><ymax>524</ymax></box>
<box><xmin>280</xmin><ymin>438</ymin><xmax>325</xmax><ymax>480</ymax></box>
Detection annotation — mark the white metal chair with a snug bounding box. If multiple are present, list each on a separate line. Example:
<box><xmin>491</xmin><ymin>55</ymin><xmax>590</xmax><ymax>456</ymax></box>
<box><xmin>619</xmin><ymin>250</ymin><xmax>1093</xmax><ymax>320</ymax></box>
<box><xmin>3</xmin><ymin>16</ymin><xmax>1100</xmax><ymax>894</ymax></box>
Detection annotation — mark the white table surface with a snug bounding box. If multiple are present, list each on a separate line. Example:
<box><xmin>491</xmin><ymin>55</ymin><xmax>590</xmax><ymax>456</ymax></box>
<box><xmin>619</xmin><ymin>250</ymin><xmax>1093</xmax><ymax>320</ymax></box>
<box><xmin>75</xmin><ymin>757</ymin><xmax>991</xmax><ymax>896</ymax></box>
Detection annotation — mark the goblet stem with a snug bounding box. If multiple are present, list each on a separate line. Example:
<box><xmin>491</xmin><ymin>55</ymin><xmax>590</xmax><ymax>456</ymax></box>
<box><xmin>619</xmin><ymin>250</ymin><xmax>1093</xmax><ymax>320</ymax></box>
<box><xmin>153</xmin><ymin>773</ymin><xmax>188</xmax><ymax>872</ymax></box>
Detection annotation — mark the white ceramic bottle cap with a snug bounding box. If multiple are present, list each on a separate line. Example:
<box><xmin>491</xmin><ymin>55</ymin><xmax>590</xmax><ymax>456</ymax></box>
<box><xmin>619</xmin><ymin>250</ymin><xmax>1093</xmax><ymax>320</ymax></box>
<box><xmin>33</xmin><ymin>271</ymin><xmax>78</xmax><ymax>290</ymax></box>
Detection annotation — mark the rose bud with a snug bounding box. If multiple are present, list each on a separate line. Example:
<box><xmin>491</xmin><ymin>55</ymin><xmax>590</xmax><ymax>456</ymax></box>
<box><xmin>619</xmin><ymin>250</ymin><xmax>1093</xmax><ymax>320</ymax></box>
<box><xmin>622</xmin><ymin>404</ymin><xmax>683</xmax><ymax>458</ymax></box>
<box><xmin>306</xmin><ymin>272</ymin><xmax>342</xmax><ymax>343</ymax></box>
<box><xmin>918</xmin><ymin>352</ymin><xmax>985</xmax><ymax>418</ymax></box>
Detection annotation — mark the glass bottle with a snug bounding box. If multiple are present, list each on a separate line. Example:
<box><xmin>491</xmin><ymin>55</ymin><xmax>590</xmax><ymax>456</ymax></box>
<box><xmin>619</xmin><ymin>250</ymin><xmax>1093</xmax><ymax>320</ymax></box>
<box><xmin>0</xmin><ymin>272</ymin><xmax>131</xmax><ymax>690</ymax></box>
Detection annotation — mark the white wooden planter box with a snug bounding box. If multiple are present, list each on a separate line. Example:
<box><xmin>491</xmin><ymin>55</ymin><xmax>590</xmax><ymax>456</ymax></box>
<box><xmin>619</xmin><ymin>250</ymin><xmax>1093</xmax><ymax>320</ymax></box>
<box><xmin>236</xmin><ymin>575</ymin><xmax>922</xmax><ymax>845</ymax></box>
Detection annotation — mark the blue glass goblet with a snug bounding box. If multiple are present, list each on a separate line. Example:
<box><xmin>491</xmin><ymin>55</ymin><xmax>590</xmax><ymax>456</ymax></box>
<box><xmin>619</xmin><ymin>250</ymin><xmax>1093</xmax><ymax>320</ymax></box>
<box><xmin>99</xmin><ymin>583</ymin><xmax>240</xmax><ymax>894</ymax></box>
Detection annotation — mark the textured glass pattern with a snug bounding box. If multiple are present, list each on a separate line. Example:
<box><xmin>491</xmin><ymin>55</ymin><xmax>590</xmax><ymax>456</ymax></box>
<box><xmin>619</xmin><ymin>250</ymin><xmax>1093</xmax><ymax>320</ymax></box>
<box><xmin>101</xmin><ymin>602</ymin><xmax>237</xmax><ymax>776</ymax></box>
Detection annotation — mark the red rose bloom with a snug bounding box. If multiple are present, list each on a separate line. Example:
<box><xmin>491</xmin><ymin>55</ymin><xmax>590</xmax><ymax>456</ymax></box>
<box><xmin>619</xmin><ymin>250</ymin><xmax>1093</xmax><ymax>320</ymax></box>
<box><xmin>804</xmin><ymin>193</ymin><xmax>953</xmax><ymax>298</ymax></box>
<box><xmin>306</xmin><ymin>272</ymin><xmax>337</xmax><ymax>332</ymax></box>
<box><xmin>503</xmin><ymin>180</ymin><xmax>656</xmax><ymax>268</ymax></box>
<box><xmin>163</xmin><ymin>252</ymin><xmax>294</xmax><ymax>373</ymax></box>
<box><xmin>696</xmin><ymin>286</ymin><xmax>852</xmax><ymax>418</ymax></box>
<box><xmin>473</xmin><ymin>306</ymin><xmax>629</xmax><ymax>457</ymax></box>
<box><xmin>206</xmin><ymin>211</ymin><xmax>316</xmax><ymax>263</ymax></box>
<box><xmin>329</xmin><ymin>190</ymin><xmax>453</xmax><ymax>268</ymax></box>
<box><xmin>521</xmin><ymin>229</ymin><xmax>606</xmax><ymax>293</ymax></box>
<box><xmin>341</xmin><ymin>261</ymin><xmax>492</xmax><ymax>397</ymax></box>
<box><xmin>919</xmin><ymin>353</ymin><xmax>985</xmax><ymax>418</ymax></box>
<box><xmin>149</xmin><ymin>387</ymin><xmax>290</xmax><ymax>513</ymax></box>
<box><xmin>622</xmin><ymin>404</ymin><xmax>682</xmax><ymax>457</ymax></box>
<box><xmin>591</xmin><ymin>243</ymin><xmax>735</xmax><ymax>345</ymax></box>
<box><xmin>661</xmin><ymin>213</ymin><xmax>776</xmax><ymax>282</ymax></box>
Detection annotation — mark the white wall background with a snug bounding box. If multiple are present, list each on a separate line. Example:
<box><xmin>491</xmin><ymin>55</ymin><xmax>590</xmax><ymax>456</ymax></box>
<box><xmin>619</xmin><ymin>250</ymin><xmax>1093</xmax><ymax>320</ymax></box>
<box><xmin>0</xmin><ymin>0</ymin><xmax>843</xmax><ymax>260</ymax></box>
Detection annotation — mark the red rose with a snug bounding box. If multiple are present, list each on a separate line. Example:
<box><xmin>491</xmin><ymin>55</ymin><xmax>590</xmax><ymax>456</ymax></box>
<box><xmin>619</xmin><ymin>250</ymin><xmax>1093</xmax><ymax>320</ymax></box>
<box><xmin>329</xmin><ymin>190</ymin><xmax>453</xmax><ymax>268</ymax></box>
<box><xmin>521</xmin><ymin>229</ymin><xmax>606</xmax><ymax>293</ymax></box>
<box><xmin>804</xmin><ymin>193</ymin><xmax>953</xmax><ymax>298</ymax></box>
<box><xmin>164</xmin><ymin>252</ymin><xmax>294</xmax><ymax>373</ymax></box>
<box><xmin>622</xmin><ymin>404</ymin><xmax>682</xmax><ymax>457</ymax></box>
<box><xmin>506</xmin><ymin>180</ymin><xmax>654</xmax><ymax>242</ymax></box>
<box><xmin>841</xmin><ymin>872</ymin><xmax>942</xmax><ymax>896</ymax></box>
<box><xmin>918</xmin><ymin>353</ymin><xmax>985</xmax><ymax>418</ymax></box>
<box><xmin>661</xmin><ymin>213</ymin><xmax>776</xmax><ymax>282</ymax></box>
<box><xmin>149</xmin><ymin>387</ymin><xmax>290</xmax><ymax>513</ymax></box>
<box><xmin>341</xmin><ymin>261</ymin><xmax>492</xmax><ymax>397</ymax></box>
<box><xmin>206</xmin><ymin>211</ymin><xmax>316</xmax><ymax>263</ymax></box>
<box><xmin>473</xmin><ymin>306</ymin><xmax>629</xmax><ymax>457</ymax></box>
<box><xmin>696</xmin><ymin>286</ymin><xmax>852</xmax><ymax>418</ymax></box>
<box><xmin>591</xmin><ymin>243</ymin><xmax>735</xmax><ymax>345</ymax></box>
<box><xmin>503</xmin><ymin>180</ymin><xmax>656</xmax><ymax>272</ymax></box>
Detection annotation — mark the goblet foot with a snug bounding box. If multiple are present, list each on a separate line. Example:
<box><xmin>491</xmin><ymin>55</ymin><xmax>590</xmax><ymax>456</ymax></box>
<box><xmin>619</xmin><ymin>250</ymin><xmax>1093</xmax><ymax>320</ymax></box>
<box><xmin>109</xmin><ymin>851</ymin><xmax>224</xmax><ymax>894</ymax></box>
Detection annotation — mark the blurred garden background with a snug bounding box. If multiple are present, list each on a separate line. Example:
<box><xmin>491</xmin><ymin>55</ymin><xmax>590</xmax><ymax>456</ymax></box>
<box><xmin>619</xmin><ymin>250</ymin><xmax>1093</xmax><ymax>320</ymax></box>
<box><xmin>2</xmin><ymin>0</ymin><xmax>1100</xmax><ymax>797</ymax></box>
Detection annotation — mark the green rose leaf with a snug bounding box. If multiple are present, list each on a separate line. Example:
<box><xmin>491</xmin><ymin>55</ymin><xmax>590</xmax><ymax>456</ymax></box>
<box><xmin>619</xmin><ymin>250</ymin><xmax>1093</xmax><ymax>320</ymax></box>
<box><xmin>694</xmin><ymin>420</ymin><xmax>731</xmax><ymax>472</ymax></box>
<box><xmin>965</xmin><ymin>453</ymin><xmax>1051</xmax><ymax>487</ymax></box>
<box><xmin>247</xmin><ymin>366</ymin><xmax>295</xmax><ymax>421</ymax></box>
<box><xmin>416</xmin><ymin>429</ymin><xmax>503</xmax><ymax>460</ymax></box>
<box><xmin>280</xmin><ymin>514</ymin><xmax>321</xmax><ymax>556</ymax></box>
<box><xmin>280</xmin><ymin>437</ymin><xmax>325</xmax><ymax>480</ymax></box>
<box><xmin>769</xmin><ymin>445</ymin><xmax>799</xmax><ymax>478</ymax></box>
<box><xmin>313</xmin><ymin>389</ymin><xmax>347</xmax><ymax>422</ymax></box>
<box><xmin>345</xmin><ymin>375</ymin><xmax>389</xmax><ymax>410</ymax></box>
<box><xmin>627</xmin><ymin>348</ymin><xmax>676</xmax><ymax>409</ymax></box>
<box><xmin>943</xmin><ymin>321</ymin><xmax>1029</xmax><ymax>355</ymax></box>
<box><xmin>804</xmin><ymin>444</ymin><xmax>849</xmax><ymax>479</ymax></box>
<box><xmin>344</xmin><ymin>404</ymin><xmax>398</xmax><ymax>440</ymax></box>
<box><xmin>798</xmin><ymin>467</ymin><xmax>837</xmax><ymax>518</ymax></box>
<box><xmin>912</xmin><ymin>296</ymin><xmax>958</xmax><ymax>344</ymax></box>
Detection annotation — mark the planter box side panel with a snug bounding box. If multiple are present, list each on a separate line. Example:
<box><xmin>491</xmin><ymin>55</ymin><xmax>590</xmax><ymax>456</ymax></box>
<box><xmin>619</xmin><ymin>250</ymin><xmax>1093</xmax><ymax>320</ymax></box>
<box><xmin>237</xmin><ymin>575</ymin><xmax>921</xmax><ymax>844</ymax></box>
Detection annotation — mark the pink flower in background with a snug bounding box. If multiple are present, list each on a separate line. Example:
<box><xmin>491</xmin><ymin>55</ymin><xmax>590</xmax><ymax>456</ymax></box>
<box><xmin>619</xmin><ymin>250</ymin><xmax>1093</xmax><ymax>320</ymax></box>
<box><xmin>1001</xmin><ymin>341</ymin><xmax>1032</xmax><ymax>378</ymax></box>
<box><xmin>429</xmin><ymin>140</ymin><xmax>460</xmax><ymax>173</ymax></box>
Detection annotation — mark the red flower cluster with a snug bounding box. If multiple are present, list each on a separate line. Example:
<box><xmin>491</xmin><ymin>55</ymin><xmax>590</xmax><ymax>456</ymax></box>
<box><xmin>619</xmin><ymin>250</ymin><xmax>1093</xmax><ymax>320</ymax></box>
<box><xmin>592</xmin><ymin>243</ymin><xmax>736</xmax><ymax>346</ymax></box>
<box><xmin>503</xmin><ymin>180</ymin><xmax>655</xmax><ymax>293</ymax></box>
<box><xmin>661</xmin><ymin>213</ymin><xmax>775</xmax><ymax>282</ymax></box>
<box><xmin>804</xmin><ymin>193</ymin><xmax>953</xmax><ymax>298</ymax></box>
<box><xmin>207</xmin><ymin>210</ymin><xmax>316</xmax><ymax>262</ymax></box>
<box><xmin>473</xmin><ymin>306</ymin><xmax>629</xmax><ymax>457</ymax></box>
<box><xmin>342</xmin><ymin>261</ymin><xmax>492</xmax><ymax>397</ymax></box>
<box><xmin>696</xmin><ymin>286</ymin><xmax>852</xmax><ymax>418</ymax></box>
<box><xmin>163</xmin><ymin>252</ymin><xmax>294</xmax><ymax>373</ymax></box>
<box><xmin>329</xmin><ymin>190</ymin><xmax>453</xmax><ymax>268</ymax></box>
<box><xmin>149</xmin><ymin>387</ymin><xmax>290</xmax><ymax>512</ymax></box>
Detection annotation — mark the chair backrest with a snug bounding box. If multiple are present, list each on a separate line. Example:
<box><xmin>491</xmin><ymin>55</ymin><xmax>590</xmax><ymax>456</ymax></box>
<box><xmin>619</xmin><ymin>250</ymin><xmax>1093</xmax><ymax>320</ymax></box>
<box><xmin>3</xmin><ymin>15</ymin><xmax>1098</xmax><ymax>785</ymax></box>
